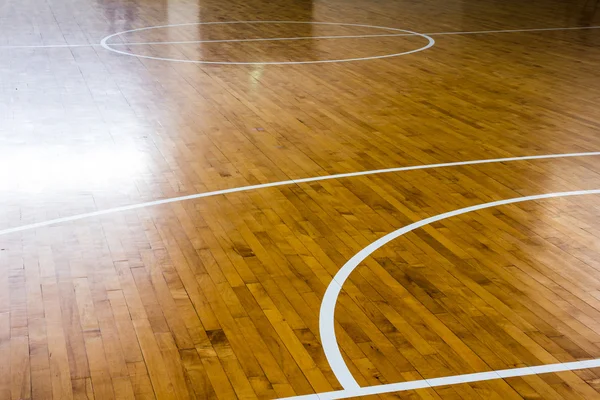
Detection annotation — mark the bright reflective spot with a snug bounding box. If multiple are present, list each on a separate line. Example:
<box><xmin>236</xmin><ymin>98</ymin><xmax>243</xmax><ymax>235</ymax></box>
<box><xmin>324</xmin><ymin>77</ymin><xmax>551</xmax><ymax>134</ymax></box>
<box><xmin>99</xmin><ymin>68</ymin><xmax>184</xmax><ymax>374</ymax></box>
<box><xmin>250</xmin><ymin>65</ymin><xmax>265</xmax><ymax>84</ymax></box>
<box><xmin>0</xmin><ymin>144</ymin><xmax>147</xmax><ymax>193</ymax></box>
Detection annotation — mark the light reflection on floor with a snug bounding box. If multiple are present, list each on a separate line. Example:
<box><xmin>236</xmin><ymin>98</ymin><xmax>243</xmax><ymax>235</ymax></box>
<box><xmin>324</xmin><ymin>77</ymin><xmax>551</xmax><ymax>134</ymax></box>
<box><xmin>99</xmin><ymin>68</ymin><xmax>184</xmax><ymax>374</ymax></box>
<box><xmin>0</xmin><ymin>144</ymin><xmax>147</xmax><ymax>193</ymax></box>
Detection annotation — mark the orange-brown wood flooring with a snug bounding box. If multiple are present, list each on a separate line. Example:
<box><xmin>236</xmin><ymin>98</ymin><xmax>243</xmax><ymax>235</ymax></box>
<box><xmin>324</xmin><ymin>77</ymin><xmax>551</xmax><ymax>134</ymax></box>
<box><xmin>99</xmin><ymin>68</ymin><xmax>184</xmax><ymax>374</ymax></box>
<box><xmin>1</xmin><ymin>0</ymin><xmax>600</xmax><ymax>398</ymax></box>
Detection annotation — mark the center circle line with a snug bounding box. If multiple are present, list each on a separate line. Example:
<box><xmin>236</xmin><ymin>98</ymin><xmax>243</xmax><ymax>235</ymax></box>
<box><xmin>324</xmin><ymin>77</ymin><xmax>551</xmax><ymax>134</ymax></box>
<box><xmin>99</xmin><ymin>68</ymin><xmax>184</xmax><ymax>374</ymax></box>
<box><xmin>99</xmin><ymin>20</ymin><xmax>435</xmax><ymax>65</ymax></box>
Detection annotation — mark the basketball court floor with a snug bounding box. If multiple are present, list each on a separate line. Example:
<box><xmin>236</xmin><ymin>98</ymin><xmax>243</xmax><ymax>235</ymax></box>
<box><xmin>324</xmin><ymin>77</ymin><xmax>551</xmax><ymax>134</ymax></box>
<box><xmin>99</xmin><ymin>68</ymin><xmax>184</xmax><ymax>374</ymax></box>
<box><xmin>2</xmin><ymin>0</ymin><xmax>600</xmax><ymax>398</ymax></box>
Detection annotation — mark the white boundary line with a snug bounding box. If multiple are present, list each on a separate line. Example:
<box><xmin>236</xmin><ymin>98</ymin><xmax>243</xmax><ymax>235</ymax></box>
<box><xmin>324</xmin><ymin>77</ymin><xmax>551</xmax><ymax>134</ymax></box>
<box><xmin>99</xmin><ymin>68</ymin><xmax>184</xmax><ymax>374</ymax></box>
<box><xmin>424</xmin><ymin>25</ymin><xmax>600</xmax><ymax>36</ymax></box>
<box><xmin>1</xmin><ymin>151</ymin><xmax>599</xmax><ymax>237</ymax></box>
<box><xmin>318</xmin><ymin>189</ymin><xmax>600</xmax><ymax>392</ymax></box>
<box><xmin>280</xmin><ymin>358</ymin><xmax>600</xmax><ymax>399</ymax></box>
<box><xmin>100</xmin><ymin>21</ymin><xmax>434</xmax><ymax>65</ymax></box>
<box><xmin>0</xmin><ymin>24</ymin><xmax>598</xmax><ymax>50</ymax></box>
<box><xmin>108</xmin><ymin>33</ymin><xmax>415</xmax><ymax>46</ymax></box>
<box><xmin>0</xmin><ymin>43</ymin><xmax>103</xmax><ymax>49</ymax></box>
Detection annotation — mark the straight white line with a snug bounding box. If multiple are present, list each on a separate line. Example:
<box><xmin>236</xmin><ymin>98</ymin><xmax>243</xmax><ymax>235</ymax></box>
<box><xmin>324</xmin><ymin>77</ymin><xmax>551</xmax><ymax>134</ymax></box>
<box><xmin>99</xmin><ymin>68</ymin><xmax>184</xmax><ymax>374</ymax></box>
<box><xmin>0</xmin><ymin>43</ymin><xmax>102</xmax><ymax>49</ymax></box>
<box><xmin>108</xmin><ymin>33</ymin><xmax>412</xmax><ymax>46</ymax></box>
<box><xmin>283</xmin><ymin>358</ymin><xmax>600</xmax><ymax>399</ymax></box>
<box><xmin>311</xmin><ymin>189</ymin><xmax>600</xmax><ymax>399</ymax></box>
<box><xmin>1</xmin><ymin>24</ymin><xmax>598</xmax><ymax>49</ymax></box>
<box><xmin>424</xmin><ymin>25</ymin><xmax>600</xmax><ymax>36</ymax></box>
<box><xmin>1</xmin><ymin>151</ymin><xmax>599</xmax><ymax>237</ymax></box>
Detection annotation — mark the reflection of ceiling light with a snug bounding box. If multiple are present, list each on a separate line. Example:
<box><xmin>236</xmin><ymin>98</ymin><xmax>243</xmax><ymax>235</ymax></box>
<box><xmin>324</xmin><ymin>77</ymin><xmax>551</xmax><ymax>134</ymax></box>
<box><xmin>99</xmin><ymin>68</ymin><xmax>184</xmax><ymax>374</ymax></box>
<box><xmin>250</xmin><ymin>65</ymin><xmax>264</xmax><ymax>85</ymax></box>
<box><xmin>0</xmin><ymin>144</ymin><xmax>147</xmax><ymax>193</ymax></box>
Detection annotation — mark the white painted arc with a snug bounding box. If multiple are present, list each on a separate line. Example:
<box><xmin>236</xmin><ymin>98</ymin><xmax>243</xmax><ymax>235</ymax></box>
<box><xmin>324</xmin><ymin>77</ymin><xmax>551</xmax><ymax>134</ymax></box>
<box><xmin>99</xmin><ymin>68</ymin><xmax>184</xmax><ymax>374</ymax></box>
<box><xmin>279</xmin><ymin>358</ymin><xmax>600</xmax><ymax>399</ymax></box>
<box><xmin>99</xmin><ymin>21</ymin><xmax>434</xmax><ymax>65</ymax></box>
<box><xmin>319</xmin><ymin>189</ymin><xmax>600</xmax><ymax>393</ymax></box>
<box><xmin>1</xmin><ymin>151</ymin><xmax>600</xmax><ymax>237</ymax></box>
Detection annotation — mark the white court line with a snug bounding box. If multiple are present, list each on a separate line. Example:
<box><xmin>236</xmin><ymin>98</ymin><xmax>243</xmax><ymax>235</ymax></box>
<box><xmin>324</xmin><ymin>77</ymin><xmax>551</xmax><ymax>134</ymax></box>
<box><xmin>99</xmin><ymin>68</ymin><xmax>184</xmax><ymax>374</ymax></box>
<box><xmin>279</xmin><ymin>358</ymin><xmax>600</xmax><ymax>399</ymax></box>
<box><xmin>0</xmin><ymin>32</ymin><xmax>405</xmax><ymax>49</ymax></box>
<box><xmin>311</xmin><ymin>189</ymin><xmax>600</xmax><ymax>399</ymax></box>
<box><xmin>0</xmin><ymin>151</ymin><xmax>599</xmax><ymax>238</ymax></box>
<box><xmin>109</xmin><ymin>24</ymin><xmax>600</xmax><ymax>47</ymax></box>
<box><xmin>108</xmin><ymin>33</ymin><xmax>412</xmax><ymax>46</ymax></box>
<box><xmin>99</xmin><ymin>21</ymin><xmax>435</xmax><ymax>65</ymax></box>
<box><xmin>1</xmin><ymin>23</ymin><xmax>598</xmax><ymax>50</ymax></box>
<box><xmin>425</xmin><ymin>25</ymin><xmax>600</xmax><ymax>36</ymax></box>
<box><xmin>0</xmin><ymin>43</ymin><xmax>102</xmax><ymax>49</ymax></box>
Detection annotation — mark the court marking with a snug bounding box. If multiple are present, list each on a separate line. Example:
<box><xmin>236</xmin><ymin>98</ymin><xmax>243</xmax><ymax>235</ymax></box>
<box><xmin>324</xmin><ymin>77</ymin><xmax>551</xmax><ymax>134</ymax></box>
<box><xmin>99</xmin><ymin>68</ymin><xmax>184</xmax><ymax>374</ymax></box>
<box><xmin>0</xmin><ymin>43</ymin><xmax>102</xmax><ymax>49</ymax></box>
<box><xmin>425</xmin><ymin>25</ymin><xmax>600</xmax><ymax>36</ymax></box>
<box><xmin>0</xmin><ymin>24</ymin><xmax>598</xmax><ymax>50</ymax></box>
<box><xmin>100</xmin><ymin>21</ymin><xmax>435</xmax><ymax>65</ymax></box>
<box><xmin>280</xmin><ymin>358</ymin><xmax>600</xmax><ymax>399</ymax></box>
<box><xmin>1</xmin><ymin>151</ymin><xmax>599</xmax><ymax>238</ymax></box>
<box><xmin>108</xmin><ymin>33</ymin><xmax>422</xmax><ymax>46</ymax></box>
<box><xmin>318</xmin><ymin>189</ymin><xmax>600</xmax><ymax>392</ymax></box>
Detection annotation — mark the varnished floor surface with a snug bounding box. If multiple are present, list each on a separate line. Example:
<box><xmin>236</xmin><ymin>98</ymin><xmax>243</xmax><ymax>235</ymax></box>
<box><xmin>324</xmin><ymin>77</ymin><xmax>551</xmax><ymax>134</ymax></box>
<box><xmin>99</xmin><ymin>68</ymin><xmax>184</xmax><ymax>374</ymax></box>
<box><xmin>2</xmin><ymin>0</ymin><xmax>600</xmax><ymax>398</ymax></box>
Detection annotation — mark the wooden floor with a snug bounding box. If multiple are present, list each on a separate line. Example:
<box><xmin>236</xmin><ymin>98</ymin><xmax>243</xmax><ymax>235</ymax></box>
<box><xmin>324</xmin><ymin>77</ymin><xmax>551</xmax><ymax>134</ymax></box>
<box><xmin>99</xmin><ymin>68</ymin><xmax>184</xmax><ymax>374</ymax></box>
<box><xmin>2</xmin><ymin>0</ymin><xmax>600</xmax><ymax>398</ymax></box>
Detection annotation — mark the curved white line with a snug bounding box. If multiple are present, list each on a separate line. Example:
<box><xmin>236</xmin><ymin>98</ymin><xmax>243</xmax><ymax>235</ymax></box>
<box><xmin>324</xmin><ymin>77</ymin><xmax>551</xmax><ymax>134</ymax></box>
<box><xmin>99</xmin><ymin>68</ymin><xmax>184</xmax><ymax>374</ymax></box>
<box><xmin>99</xmin><ymin>21</ymin><xmax>434</xmax><ymax>65</ymax></box>
<box><xmin>319</xmin><ymin>189</ymin><xmax>600</xmax><ymax>390</ymax></box>
<box><xmin>1</xmin><ymin>152</ymin><xmax>599</xmax><ymax>237</ymax></box>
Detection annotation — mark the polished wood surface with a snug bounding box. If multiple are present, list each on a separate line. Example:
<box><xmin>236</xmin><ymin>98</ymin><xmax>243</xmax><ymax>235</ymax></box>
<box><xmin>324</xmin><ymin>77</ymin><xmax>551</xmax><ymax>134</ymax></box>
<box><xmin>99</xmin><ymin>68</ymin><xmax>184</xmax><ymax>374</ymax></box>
<box><xmin>2</xmin><ymin>0</ymin><xmax>600</xmax><ymax>398</ymax></box>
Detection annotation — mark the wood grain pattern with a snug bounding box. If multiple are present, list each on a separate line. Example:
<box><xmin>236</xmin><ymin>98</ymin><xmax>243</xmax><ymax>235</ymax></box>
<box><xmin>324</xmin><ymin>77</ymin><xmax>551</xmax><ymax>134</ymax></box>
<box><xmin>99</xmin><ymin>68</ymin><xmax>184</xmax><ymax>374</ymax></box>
<box><xmin>2</xmin><ymin>0</ymin><xmax>600</xmax><ymax>398</ymax></box>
